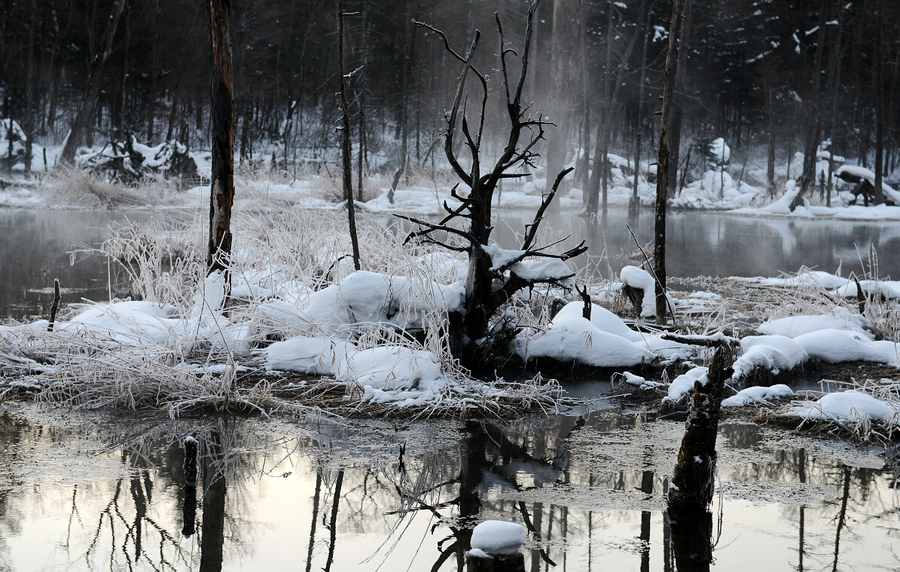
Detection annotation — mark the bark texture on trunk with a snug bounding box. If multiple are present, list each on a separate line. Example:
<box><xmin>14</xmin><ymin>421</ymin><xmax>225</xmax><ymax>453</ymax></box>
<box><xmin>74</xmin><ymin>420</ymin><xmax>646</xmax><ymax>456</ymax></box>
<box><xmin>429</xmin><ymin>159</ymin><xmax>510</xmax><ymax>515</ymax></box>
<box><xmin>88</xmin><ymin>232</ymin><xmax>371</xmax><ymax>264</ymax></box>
<box><xmin>207</xmin><ymin>0</ymin><xmax>235</xmax><ymax>275</ymax></box>
<box><xmin>654</xmin><ymin>0</ymin><xmax>686</xmax><ymax>323</ymax></box>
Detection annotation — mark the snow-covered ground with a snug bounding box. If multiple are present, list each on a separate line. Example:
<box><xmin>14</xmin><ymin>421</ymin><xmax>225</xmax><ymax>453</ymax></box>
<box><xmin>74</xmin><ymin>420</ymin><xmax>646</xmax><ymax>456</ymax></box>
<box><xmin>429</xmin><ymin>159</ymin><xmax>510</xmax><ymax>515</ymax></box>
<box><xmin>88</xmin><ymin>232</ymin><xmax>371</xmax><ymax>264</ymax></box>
<box><xmin>1</xmin><ymin>142</ymin><xmax>900</xmax><ymax>437</ymax></box>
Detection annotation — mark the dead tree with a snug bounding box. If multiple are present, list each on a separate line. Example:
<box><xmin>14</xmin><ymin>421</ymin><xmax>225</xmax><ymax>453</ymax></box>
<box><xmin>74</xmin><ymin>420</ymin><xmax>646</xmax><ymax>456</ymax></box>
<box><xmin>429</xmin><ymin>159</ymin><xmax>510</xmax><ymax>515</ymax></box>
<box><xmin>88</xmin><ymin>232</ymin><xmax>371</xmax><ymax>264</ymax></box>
<box><xmin>207</xmin><ymin>0</ymin><xmax>235</xmax><ymax>276</ymax></box>
<box><xmin>400</xmin><ymin>1</ymin><xmax>586</xmax><ymax>367</ymax></box>
<box><xmin>667</xmin><ymin>344</ymin><xmax>734</xmax><ymax>572</ymax></box>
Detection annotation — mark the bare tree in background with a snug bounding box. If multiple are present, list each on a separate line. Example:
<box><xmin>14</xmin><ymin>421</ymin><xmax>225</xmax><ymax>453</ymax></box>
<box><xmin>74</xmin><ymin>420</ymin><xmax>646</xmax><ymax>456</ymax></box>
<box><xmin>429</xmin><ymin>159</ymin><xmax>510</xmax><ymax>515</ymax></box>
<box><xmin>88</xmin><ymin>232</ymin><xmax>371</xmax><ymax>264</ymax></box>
<box><xmin>57</xmin><ymin>0</ymin><xmax>127</xmax><ymax>167</ymax></box>
<box><xmin>654</xmin><ymin>0</ymin><xmax>687</xmax><ymax>323</ymax></box>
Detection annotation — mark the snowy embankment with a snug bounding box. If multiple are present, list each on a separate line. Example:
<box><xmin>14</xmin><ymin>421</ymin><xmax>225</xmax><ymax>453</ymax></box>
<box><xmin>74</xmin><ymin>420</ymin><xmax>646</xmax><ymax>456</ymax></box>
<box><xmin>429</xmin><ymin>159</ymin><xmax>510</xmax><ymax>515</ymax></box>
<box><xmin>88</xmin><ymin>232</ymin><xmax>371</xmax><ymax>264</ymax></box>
<box><xmin>3</xmin><ymin>136</ymin><xmax>899</xmax><ymax>222</ymax></box>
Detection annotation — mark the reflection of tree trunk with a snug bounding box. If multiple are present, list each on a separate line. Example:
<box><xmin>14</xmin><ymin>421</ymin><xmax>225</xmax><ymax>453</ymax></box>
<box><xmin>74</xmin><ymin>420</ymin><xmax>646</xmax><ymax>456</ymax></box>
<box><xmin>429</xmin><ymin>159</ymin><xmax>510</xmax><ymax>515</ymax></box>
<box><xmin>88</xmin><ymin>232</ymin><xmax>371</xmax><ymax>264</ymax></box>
<box><xmin>663</xmin><ymin>502</ymin><xmax>672</xmax><ymax>572</ymax></box>
<box><xmin>668</xmin><ymin>503</ymin><xmax>712</xmax><ymax>572</ymax></box>
<box><xmin>640</xmin><ymin>470</ymin><xmax>653</xmax><ymax>572</ymax></box>
<box><xmin>458</xmin><ymin>420</ymin><xmax>486</xmax><ymax>561</ymax></box>
<box><xmin>798</xmin><ymin>448</ymin><xmax>806</xmax><ymax>571</ymax></box>
<box><xmin>831</xmin><ymin>466</ymin><xmax>851</xmax><ymax>572</ymax></box>
<box><xmin>200</xmin><ymin>434</ymin><xmax>226</xmax><ymax>572</ymax></box>
<box><xmin>305</xmin><ymin>471</ymin><xmax>322</xmax><ymax>572</ymax></box>
<box><xmin>324</xmin><ymin>469</ymin><xmax>344</xmax><ymax>572</ymax></box>
<box><xmin>130</xmin><ymin>473</ymin><xmax>148</xmax><ymax>561</ymax></box>
<box><xmin>183</xmin><ymin>438</ymin><xmax>198</xmax><ymax>538</ymax></box>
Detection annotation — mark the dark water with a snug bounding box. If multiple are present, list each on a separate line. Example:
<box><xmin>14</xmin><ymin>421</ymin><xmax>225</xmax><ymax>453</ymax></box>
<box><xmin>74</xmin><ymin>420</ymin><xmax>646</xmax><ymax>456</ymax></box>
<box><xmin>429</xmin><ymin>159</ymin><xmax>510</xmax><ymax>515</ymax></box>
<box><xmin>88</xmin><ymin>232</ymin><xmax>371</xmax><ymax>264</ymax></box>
<box><xmin>4</xmin><ymin>207</ymin><xmax>900</xmax><ymax>320</ymax></box>
<box><xmin>0</xmin><ymin>210</ymin><xmax>157</xmax><ymax>321</ymax></box>
<box><xmin>491</xmin><ymin>209</ymin><xmax>900</xmax><ymax>281</ymax></box>
<box><xmin>0</xmin><ymin>404</ymin><xmax>895</xmax><ymax>571</ymax></box>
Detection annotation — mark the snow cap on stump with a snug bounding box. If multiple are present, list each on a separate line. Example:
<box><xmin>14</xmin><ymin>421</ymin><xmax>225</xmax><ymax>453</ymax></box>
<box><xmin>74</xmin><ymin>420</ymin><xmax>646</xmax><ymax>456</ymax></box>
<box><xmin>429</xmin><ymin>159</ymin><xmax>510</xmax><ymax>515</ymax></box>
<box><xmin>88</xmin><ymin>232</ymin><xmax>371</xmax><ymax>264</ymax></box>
<box><xmin>470</xmin><ymin>520</ymin><xmax>526</xmax><ymax>556</ymax></box>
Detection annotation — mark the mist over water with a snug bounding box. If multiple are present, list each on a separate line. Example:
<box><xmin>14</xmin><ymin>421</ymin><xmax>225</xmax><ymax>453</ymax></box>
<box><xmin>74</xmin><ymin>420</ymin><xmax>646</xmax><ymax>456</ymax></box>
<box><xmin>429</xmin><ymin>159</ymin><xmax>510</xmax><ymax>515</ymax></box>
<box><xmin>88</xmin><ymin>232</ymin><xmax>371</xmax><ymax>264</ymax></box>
<box><xmin>5</xmin><ymin>208</ymin><xmax>900</xmax><ymax>320</ymax></box>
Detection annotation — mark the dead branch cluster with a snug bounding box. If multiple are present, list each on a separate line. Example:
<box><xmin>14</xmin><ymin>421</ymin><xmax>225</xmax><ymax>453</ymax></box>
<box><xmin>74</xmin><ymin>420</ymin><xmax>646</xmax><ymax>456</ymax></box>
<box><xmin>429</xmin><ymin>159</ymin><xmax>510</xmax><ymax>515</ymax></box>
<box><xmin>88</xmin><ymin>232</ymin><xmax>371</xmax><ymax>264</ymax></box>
<box><xmin>399</xmin><ymin>1</ymin><xmax>587</xmax><ymax>353</ymax></box>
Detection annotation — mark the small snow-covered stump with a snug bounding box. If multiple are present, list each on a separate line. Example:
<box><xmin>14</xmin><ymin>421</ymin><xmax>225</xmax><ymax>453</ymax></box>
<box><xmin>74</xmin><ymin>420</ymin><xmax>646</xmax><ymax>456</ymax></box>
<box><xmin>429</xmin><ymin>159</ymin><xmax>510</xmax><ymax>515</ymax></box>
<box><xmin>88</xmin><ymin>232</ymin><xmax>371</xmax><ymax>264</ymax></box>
<box><xmin>466</xmin><ymin>520</ymin><xmax>526</xmax><ymax>572</ymax></box>
<box><xmin>620</xmin><ymin>265</ymin><xmax>673</xmax><ymax>321</ymax></box>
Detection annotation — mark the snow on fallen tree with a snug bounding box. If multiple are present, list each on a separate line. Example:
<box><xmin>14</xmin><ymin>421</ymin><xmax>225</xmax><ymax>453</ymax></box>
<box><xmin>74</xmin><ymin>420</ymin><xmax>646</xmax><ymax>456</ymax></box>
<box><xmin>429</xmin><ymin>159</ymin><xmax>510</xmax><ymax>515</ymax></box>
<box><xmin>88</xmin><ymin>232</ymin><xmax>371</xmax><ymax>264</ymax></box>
<box><xmin>290</xmin><ymin>270</ymin><xmax>465</xmax><ymax>337</ymax></box>
<box><xmin>78</xmin><ymin>135</ymin><xmax>199</xmax><ymax>186</ymax></box>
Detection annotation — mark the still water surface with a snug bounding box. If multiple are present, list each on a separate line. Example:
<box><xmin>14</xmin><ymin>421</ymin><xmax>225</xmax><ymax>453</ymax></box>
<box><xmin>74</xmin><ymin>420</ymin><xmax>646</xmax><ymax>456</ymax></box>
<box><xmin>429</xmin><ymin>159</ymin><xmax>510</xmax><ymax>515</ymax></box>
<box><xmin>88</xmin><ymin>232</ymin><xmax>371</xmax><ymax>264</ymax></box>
<box><xmin>5</xmin><ymin>208</ymin><xmax>900</xmax><ymax>320</ymax></box>
<box><xmin>0</xmin><ymin>403</ymin><xmax>895</xmax><ymax>571</ymax></box>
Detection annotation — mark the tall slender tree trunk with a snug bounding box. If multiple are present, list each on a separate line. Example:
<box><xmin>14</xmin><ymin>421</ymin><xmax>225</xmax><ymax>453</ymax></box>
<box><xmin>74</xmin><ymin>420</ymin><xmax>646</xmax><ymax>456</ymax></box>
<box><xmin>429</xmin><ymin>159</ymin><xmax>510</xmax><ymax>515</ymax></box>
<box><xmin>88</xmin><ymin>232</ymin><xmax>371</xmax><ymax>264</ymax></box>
<box><xmin>668</xmin><ymin>0</ymin><xmax>692</xmax><ymax>196</ymax></box>
<box><xmin>337</xmin><ymin>0</ymin><xmax>361</xmax><ymax>271</ymax></box>
<box><xmin>545</xmin><ymin>0</ymin><xmax>573</xmax><ymax>211</ymax></box>
<box><xmin>630</xmin><ymin>0</ymin><xmax>656</xmax><ymax>225</ymax></box>
<box><xmin>207</xmin><ymin>0</ymin><xmax>235</xmax><ymax>275</ymax></box>
<box><xmin>791</xmin><ymin>0</ymin><xmax>828</xmax><ymax>209</ymax></box>
<box><xmin>825</xmin><ymin>1</ymin><xmax>844</xmax><ymax>207</ymax></box>
<box><xmin>24</xmin><ymin>0</ymin><xmax>36</xmax><ymax>177</ymax></box>
<box><xmin>873</xmin><ymin>0</ymin><xmax>884</xmax><ymax>202</ymax></box>
<box><xmin>655</xmin><ymin>0</ymin><xmax>686</xmax><ymax>324</ymax></box>
<box><xmin>58</xmin><ymin>0</ymin><xmax>126</xmax><ymax>166</ymax></box>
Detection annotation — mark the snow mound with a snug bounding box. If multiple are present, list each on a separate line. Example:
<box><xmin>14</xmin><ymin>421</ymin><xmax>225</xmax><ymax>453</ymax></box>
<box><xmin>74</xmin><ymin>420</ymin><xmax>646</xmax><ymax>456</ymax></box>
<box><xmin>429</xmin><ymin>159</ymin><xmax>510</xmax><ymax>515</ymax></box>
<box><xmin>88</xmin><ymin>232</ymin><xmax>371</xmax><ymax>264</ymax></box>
<box><xmin>553</xmin><ymin>301</ymin><xmax>644</xmax><ymax>342</ymax></box>
<box><xmin>339</xmin><ymin>346</ymin><xmax>446</xmax><ymax>392</ymax></box>
<box><xmin>732</xmin><ymin>335</ymin><xmax>808</xmax><ymax>381</ymax></box>
<box><xmin>619</xmin><ymin>266</ymin><xmax>674</xmax><ymax>318</ymax></box>
<box><xmin>470</xmin><ymin>521</ymin><xmax>526</xmax><ymax>556</ymax></box>
<box><xmin>518</xmin><ymin>315</ymin><xmax>655</xmax><ymax>368</ymax></box>
<box><xmin>264</xmin><ymin>336</ymin><xmax>357</xmax><ymax>375</ymax></box>
<box><xmin>836</xmin><ymin>279</ymin><xmax>900</xmax><ymax>300</ymax></box>
<box><xmin>789</xmin><ymin>390</ymin><xmax>896</xmax><ymax>422</ymax></box>
<box><xmin>722</xmin><ymin>384</ymin><xmax>793</xmax><ymax>407</ymax></box>
<box><xmin>299</xmin><ymin>271</ymin><xmax>465</xmax><ymax>336</ymax></box>
<box><xmin>60</xmin><ymin>301</ymin><xmax>178</xmax><ymax>345</ymax></box>
<box><xmin>758</xmin><ymin>308</ymin><xmax>870</xmax><ymax>339</ymax></box>
<box><xmin>793</xmin><ymin>329</ymin><xmax>899</xmax><ymax>365</ymax></box>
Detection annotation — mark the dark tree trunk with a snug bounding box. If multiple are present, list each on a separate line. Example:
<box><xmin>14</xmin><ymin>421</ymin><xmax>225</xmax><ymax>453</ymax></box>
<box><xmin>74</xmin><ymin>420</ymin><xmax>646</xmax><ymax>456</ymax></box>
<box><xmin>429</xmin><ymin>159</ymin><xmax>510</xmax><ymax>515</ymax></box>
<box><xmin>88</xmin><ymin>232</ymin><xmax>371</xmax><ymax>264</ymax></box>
<box><xmin>873</xmin><ymin>0</ymin><xmax>884</xmax><ymax>203</ymax></box>
<box><xmin>199</xmin><ymin>433</ymin><xmax>226</xmax><ymax>572</ymax></box>
<box><xmin>58</xmin><ymin>0</ymin><xmax>126</xmax><ymax>167</ymax></box>
<box><xmin>668</xmin><ymin>0</ymin><xmax>692</xmax><ymax>197</ymax></box>
<box><xmin>654</xmin><ymin>0</ymin><xmax>686</xmax><ymax>323</ymax></box>
<box><xmin>207</xmin><ymin>0</ymin><xmax>235</xmax><ymax>275</ymax></box>
<box><xmin>791</xmin><ymin>0</ymin><xmax>828</xmax><ymax>210</ymax></box>
<box><xmin>23</xmin><ymin>0</ymin><xmax>36</xmax><ymax>177</ymax></box>
<box><xmin>337</xmin><ymin>0</ymin><xmax>361</xmax><ymax>271</ymax></box>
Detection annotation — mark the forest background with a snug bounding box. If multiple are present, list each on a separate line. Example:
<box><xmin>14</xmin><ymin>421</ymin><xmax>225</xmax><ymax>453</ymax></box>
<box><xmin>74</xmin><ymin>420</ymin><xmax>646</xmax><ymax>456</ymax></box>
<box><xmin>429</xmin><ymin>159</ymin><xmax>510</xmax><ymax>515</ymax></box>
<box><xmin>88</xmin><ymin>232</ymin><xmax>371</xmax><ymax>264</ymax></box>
<box><xmin>1</xmin><ymin>0</ymin><xmax>899</xmax><ymax>203</ymax></box>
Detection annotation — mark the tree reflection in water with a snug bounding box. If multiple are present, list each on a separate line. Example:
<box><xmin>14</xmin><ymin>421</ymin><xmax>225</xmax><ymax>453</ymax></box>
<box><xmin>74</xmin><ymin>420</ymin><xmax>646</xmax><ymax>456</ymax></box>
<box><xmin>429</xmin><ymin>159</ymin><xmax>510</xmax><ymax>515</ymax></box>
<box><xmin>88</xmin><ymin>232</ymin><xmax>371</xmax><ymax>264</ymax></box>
<box><xmin>1</xmin><ymin>409</ymin><xmax>899</xmax><ymax>571</ymax></box>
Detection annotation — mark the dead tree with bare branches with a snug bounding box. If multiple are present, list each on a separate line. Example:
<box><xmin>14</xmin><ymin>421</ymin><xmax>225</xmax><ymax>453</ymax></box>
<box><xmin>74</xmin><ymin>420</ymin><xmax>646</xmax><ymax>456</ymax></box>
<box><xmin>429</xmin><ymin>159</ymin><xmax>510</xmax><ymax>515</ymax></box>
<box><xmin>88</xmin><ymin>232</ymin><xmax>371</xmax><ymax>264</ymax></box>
<box><xmin>399</xmin><ymin>1</ymin><xmax>586</xmax><ymax>369</ymax></box>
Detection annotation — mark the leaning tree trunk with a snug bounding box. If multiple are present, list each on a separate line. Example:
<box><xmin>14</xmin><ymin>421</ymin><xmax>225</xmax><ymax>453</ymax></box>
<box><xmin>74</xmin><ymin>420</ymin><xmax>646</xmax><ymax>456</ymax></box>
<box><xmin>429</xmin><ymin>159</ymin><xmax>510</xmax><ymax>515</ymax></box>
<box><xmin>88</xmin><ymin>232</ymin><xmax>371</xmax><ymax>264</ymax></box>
<box><xmin>654</xmin><ymin>0</ymin><xmax>686</xmax><ymax>324</ymax></box>
<box><xmin>58</xmin><ymin>0</ymin><xmax>127</xmax><ymax>167</ymax></box>
<box><xmin>207</xmin><ymin>0</ymin><xmax>235</xmax><ymax>275</ymax></box>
